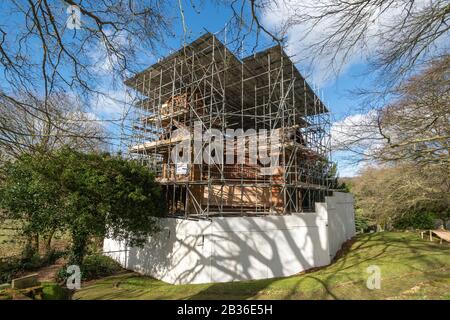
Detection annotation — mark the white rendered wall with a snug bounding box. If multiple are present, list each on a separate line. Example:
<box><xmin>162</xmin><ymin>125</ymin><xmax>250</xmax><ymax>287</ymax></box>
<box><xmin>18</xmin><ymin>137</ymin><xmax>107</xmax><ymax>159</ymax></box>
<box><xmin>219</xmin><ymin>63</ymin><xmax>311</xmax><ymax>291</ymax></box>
<box><xmin>103</xmin><ymin>192</ymin><xmax>355</xmax><ymax>284</ymax></box>
<box><xmin>323</xmin><ymin>192</ymin><xmax>356</xmax><ymax>258</ymax></box>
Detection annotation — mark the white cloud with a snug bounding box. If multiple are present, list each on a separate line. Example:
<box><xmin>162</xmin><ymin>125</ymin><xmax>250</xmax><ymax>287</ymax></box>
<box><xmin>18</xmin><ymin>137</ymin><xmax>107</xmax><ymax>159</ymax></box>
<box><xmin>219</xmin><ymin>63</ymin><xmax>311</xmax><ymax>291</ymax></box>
<box><xmin>330</xmin><ymin>111</ymin><xmax>380</xmax><ymax>150</ymax></box>
<box><xmin>90</xmin><ymin>88</ymin><xmax>131</xmax><ymax>117</ymax></box>
<box><xmin>330</xmin><ymin>111</ymin><xmax>386</xmax><ymax>176</ymax></box>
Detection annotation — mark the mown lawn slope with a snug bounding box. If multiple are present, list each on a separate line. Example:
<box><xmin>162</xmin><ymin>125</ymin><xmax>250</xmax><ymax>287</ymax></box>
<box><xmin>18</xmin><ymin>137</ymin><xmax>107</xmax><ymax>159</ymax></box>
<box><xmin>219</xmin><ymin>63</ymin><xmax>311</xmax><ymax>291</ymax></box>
<box><xmin>73</xmin><ymin>232</ymin><xmax>450</xmax><ymax>300</ymax></box>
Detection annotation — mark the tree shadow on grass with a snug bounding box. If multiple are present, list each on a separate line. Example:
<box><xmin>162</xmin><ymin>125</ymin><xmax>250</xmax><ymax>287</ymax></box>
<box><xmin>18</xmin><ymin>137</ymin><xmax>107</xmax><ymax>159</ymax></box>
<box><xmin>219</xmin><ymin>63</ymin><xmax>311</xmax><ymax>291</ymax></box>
<box><xmin>287</xmin><ymin>232</ymin><xmax>450</xmax><ymax>300</ymax></box>
<box><xmin>75</xmin><ymin>232</ymin><xmax>450</xmax><ymax>300</ymax></box>
<box><xmin>187</xmin><ymin>232</ymin><xmax>450</xmax><ymax>300</ymax></box>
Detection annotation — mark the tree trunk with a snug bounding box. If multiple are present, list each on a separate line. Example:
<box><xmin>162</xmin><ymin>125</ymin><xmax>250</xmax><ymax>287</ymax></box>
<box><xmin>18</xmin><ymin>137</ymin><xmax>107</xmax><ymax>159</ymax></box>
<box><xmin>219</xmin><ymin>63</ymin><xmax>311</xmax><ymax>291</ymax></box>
<box><xmin>34</xmin><ymin>233</ymin><xmax>40</xmax><ymax>254</ymax></box>
<box><xmin>24</xmin><ymin>234</ymin><xmax>34</xmax><ymax>257</ymax></box>
<box><xmin>45</xmin><ymin>229</ymin><xmax>56</xmax><ymax>254</ymax></box>
<box><xmin>70</xmin><ymin>231</ymin><xmax>88</xmax><ymax>266</ymax></box>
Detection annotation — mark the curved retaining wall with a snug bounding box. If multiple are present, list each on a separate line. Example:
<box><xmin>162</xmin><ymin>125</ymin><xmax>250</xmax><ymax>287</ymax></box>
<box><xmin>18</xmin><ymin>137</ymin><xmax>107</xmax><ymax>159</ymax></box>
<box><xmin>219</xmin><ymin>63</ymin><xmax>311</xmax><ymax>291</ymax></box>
<box><xmin>104</xmin><ymin>192</ymin><xmax>355</xmax><ymax>284</ymax></box>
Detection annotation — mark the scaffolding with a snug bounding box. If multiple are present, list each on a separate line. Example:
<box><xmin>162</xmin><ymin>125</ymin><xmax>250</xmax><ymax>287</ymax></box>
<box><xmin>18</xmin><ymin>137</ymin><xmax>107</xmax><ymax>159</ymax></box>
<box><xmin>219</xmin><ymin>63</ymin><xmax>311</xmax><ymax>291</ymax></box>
<box><xmin>125</xmin><ymin>32</ymin><xmax>333</xmax><ymax>217</ymax></box>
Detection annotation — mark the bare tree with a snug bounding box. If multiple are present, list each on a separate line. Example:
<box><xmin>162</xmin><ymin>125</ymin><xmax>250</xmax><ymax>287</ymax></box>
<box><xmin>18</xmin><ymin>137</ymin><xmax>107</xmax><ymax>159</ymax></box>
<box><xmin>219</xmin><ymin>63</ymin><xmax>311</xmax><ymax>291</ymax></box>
<box><xmin>0</xmin><ymin>1</ymin><xmax>172</xmax><ymax>96</ymax></box>
<box><xmin>1</xmin><ymin>1</ymin><xmax>447</xmax><ymax>158</ymax></box>
<box><xmin>353</xmin><ymin>163</ymin><xmax>450</xmax><ymax>229</ymax></box>
<box><xmin>249</xmin><ymin>0</ymin><xmax>450</xmax><ymax>85</ymax></box>
<box><xmin>0</xmin><ymin>92</ymin><xmax>106</xmax><ymax>159</ymax></box>
<box><xmin>333</xmin><ymin>55</ymin><xmax>449</xmax><ymax>168</ymax></box>
<box><xmin>0</xmin><ymin>1</ymin><xmax>173</xmax><ymax>154</ymax></box>
<box><xmin>376</xmin><ymin>56</ymin><xmax>450</xmax><ymax>165</ymax></box>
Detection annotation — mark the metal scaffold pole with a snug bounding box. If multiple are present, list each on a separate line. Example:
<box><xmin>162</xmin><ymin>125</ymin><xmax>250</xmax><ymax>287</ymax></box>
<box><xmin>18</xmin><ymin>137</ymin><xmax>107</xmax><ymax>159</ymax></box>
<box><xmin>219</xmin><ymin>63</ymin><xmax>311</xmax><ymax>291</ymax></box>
<box><xmin>123</xmin><ymin>32</ymin><xmax>332</xmax><ymax>218</ymax></box>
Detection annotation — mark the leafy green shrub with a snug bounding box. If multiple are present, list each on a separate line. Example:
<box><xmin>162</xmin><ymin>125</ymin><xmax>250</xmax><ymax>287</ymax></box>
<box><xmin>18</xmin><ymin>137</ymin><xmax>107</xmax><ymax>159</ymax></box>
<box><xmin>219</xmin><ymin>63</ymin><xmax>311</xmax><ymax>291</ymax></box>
<box><xmin>57</xmin><ymin>254</ymin><xmax>122</xmax><ymax>283</ymax></box>
<box><xmin>0</xmin><ymin>249</ymin><xmax>38</xmax><ymax>283</ymax></box>
<box><xmin>41</xmin><ymin>249</ymin><xmax>65</xmax><ymax>265</ymax></box>
<box><xmin>394</xmin><ymin>212</ymin><xmax>435</xmax><ymax>230</ymax></box>
<box><xmin>20</xmin><ymin>247</ymin><xmax>42</xmax><ymax>270</ymax></box>
<box><xmin>0</xmin><ymin>257</ymin><xmax>22</xmax><ymax>283</ymax></box>
<box><xmin>82</xmin><ymin>254</ymin><xmax>122</xmax><ymax>280</ymax></box>
<box><xmin>0</xmin><ymin>148</ymin><xmax>165</xmax><ymax>267</ymax></box>
<box><xmin>55</xmin><ymin>266</ymin><xmax>69</xmax><ymax>284</ymax></box>
<box><xmin>355</xmin><ymin>215</ymin><xmax>370</xmax><ymax>232</ymax></box>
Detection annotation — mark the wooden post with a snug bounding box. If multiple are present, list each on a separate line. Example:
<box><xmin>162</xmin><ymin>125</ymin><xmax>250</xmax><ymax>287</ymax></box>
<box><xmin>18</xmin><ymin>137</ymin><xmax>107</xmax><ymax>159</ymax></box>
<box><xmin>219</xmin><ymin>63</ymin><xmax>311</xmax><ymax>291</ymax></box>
<box><xmin>429</xmin><ymin>230</ymin><xmax>432</xmax><ymax>241</ymax></box>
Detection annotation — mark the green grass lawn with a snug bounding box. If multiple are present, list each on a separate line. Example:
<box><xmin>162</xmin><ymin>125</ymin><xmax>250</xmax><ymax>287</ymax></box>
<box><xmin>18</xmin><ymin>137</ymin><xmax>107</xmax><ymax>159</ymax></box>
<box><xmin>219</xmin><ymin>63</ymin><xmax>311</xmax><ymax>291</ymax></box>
<box><xmin>0</xmin><ymin>219</ymin><xmax>24</xmax><ymax>259</ymax></box>
<box><xmin>73</xmin><ymin>232</ymin><xmax>450</xmax><ymax>300</ymax></box>
<box><xmin>0</xmin><ymin>219</ymin><xmax>70</xmax><ymax>260</ymax></box>
<box><xmin>41</xmin><ymin>282</ymin><xmax>71</xmax><ymax>300</ymax></box>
